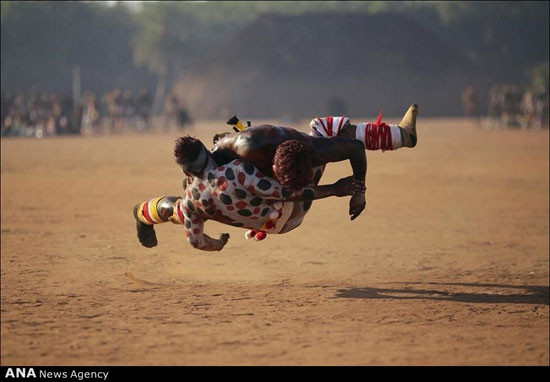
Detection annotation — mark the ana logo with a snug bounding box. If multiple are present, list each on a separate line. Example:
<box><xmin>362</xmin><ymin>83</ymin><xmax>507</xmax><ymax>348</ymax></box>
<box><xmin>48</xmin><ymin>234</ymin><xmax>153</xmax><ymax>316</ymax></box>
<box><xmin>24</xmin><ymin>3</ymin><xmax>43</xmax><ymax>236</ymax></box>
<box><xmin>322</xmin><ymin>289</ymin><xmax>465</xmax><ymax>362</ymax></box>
<box><xmin>4</xmin><ymin>368</ymin><xmax>37</xmax><ymax>378</ymax></box>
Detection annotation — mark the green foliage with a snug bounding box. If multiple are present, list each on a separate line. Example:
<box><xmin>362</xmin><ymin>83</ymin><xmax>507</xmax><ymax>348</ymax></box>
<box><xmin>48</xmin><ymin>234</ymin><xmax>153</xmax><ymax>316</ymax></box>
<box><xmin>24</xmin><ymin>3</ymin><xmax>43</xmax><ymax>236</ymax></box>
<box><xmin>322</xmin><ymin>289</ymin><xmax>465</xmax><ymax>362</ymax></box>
<box><xmin>1</xmin><ymin>1</ymin><xmax>147</xmax><ymax>92</ymax></box>
<box><xmin>1</xmin><ymin>1</ymin><xmax>548</xmax><ymax>92</ymax></box>
<box><xmin>129</xmin><ymin>1</ymin><xmax>386</xmax><ymax>77</ymax></box>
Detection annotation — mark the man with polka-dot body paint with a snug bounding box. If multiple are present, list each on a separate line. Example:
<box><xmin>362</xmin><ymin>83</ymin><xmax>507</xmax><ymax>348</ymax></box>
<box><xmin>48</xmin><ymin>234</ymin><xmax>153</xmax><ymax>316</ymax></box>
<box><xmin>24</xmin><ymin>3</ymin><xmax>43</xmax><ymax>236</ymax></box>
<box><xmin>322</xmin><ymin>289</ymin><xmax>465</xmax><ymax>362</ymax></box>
<box><xmin>133</xmin><ymin>136</ymin><xmax>362</xmax><ymax>251</ymax></box>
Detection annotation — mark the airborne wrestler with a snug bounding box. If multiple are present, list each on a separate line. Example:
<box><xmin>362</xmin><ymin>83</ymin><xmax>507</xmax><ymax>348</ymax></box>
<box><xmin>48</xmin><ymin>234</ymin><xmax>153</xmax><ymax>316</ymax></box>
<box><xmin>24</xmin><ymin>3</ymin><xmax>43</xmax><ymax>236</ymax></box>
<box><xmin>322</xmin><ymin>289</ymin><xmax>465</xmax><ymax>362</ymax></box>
<box><xmin>211</xmin><ymin>103</ymin><xmax>418</xmax><ymax>220</ymax></box>
<box><xmin>133</xmin><ymin>104</ymin><xmax>417</xmax><ymax>251</ymax></box>
<box><xmin>133</xmin><ymin>136</ymin><xmax>364</xmax><ymax>251</ymax></box>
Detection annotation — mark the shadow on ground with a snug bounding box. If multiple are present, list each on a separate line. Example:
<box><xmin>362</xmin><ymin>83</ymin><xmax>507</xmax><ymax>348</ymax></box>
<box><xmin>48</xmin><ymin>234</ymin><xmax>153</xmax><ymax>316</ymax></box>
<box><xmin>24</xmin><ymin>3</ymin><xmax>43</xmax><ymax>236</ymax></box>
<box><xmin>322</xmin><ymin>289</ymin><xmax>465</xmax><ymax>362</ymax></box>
<box><xmin>335</xmin><ymin>282</ymin><xmax>549</xmax><ymax>305</ymax></box>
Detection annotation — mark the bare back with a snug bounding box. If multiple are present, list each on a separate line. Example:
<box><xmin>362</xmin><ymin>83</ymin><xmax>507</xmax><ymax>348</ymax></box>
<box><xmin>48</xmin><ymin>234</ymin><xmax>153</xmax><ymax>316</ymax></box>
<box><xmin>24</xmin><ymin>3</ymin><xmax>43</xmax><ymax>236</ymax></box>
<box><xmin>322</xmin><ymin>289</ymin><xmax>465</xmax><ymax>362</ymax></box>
<box><xmin>211</xmin><ymin>125</ymin><xmax>314</xmax><ymax>177</ymax></box>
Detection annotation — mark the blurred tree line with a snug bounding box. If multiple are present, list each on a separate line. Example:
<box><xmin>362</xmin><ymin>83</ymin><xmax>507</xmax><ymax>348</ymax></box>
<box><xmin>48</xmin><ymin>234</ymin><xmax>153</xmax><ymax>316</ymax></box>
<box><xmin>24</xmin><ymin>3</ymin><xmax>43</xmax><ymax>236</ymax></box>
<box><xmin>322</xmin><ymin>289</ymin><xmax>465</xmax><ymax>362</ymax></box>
<box><xmin>1</xmin><ymin>1</ymin><xmax>153</xmax><ymax>93</ymax></box>
<box><xmin>1</xmin><ymin>1</ymin><xmax>548</xmax><ymax>96</ymax></box>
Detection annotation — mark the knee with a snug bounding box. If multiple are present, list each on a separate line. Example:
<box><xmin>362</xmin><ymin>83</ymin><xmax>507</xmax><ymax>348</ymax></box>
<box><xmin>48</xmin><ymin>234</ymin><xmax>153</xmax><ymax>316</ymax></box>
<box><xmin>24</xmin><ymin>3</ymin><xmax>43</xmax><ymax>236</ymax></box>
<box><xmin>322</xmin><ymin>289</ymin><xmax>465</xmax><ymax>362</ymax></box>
<box><xmin>157</xmin><ymin>197</ymin><xmax>179</xmax><ymax>220</ymax></box>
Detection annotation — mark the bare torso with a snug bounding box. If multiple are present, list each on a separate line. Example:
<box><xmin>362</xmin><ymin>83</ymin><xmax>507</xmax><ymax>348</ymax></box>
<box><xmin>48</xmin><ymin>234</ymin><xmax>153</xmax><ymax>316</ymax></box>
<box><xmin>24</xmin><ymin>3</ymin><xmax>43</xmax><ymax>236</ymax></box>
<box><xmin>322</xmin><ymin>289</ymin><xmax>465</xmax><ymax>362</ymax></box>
<box><xmin>211</xmin><ymin>125</ymin><xmax>315</xmax><ymax>178</ymax></box>
<box><xmin>210</xmin><ymin>124</ymin><xmax>361</xmax><ymax>233</ymax></box>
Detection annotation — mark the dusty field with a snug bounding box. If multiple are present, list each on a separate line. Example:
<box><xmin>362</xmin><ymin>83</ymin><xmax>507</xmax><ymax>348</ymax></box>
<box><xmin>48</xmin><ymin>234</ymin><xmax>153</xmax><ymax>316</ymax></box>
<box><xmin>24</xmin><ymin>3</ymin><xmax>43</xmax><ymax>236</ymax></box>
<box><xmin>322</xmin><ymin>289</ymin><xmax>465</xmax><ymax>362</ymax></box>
<box><xmin>1</xmin><ymin>118</ymin><xmax>548</xmax><ymax>365</ymax></box>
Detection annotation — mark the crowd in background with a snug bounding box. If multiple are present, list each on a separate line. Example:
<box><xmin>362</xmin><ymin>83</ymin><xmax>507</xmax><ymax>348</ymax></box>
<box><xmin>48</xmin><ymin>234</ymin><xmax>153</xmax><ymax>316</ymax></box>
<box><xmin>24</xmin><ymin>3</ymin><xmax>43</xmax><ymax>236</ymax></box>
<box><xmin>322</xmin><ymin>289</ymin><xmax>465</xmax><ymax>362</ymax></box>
<box><xmin>1</xmin><ymin>83</ymin><xmax>548</xmax><ymax>138</ymax></box>
<box><xmin>462</xmin><ymin>83</ymin><xmax>549</xmax><ymax>129</ymax></box>
<box><xmin>1</xmin><ymin>87</ymin><xmax>192</xmax><ymax>138</ymax></box>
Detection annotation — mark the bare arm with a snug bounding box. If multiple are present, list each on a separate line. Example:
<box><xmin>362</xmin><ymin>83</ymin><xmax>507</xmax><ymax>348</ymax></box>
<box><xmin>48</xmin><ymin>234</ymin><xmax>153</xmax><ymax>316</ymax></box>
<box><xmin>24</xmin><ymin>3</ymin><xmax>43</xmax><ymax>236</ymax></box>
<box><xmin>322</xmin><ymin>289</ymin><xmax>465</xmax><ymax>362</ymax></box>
<box><xmin>310</xmin><ymin>137</ymin><xmax>367</xmax><ymax>220</ymax></box>
<box><xmin>282</xmin><ymin>177</ymin><xmax>364</xmax><ymax>202</ymax></box>
<box><xmin>310</xmin><ymin>136</ymin><xmax>366</xmax><ymax>182</ymax></box>
<box><xmin>236</xmin><ymin>161</ymin><xmax>364</xmax><ymax>202</ymax></box>
<box><xmin>215</xmin><ymin>130</ymin><xmax>368</xmax><ymax>219</ymax></box>
<box><xmin>183</xmin><ymin>208</ymin><xmax>229</xmax><ymax>251</ymax></box>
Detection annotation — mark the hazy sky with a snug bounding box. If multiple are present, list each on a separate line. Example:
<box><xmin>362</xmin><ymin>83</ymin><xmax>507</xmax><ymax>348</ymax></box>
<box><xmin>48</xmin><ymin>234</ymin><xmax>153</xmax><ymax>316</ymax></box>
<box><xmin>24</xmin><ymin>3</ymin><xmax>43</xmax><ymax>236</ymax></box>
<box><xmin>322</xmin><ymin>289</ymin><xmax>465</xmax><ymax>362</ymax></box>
<box><xmin>103</xmin><ymin>1</ymin><xmax>144</xmax><ymax>10</ymax></box>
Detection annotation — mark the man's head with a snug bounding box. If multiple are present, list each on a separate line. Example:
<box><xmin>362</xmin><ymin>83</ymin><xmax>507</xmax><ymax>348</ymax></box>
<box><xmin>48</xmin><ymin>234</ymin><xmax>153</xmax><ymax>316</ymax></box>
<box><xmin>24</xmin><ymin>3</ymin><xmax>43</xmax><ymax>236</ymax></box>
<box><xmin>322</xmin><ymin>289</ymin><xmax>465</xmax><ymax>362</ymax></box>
<box><xmin>174</xmin><ymin>135</ymin><xmax>210</xmax><ymax>176</ymax></box>
<box><xmin>272</xmin><ymin>139</ymin><xmax>313</xmax><ymax>192</ymax></box>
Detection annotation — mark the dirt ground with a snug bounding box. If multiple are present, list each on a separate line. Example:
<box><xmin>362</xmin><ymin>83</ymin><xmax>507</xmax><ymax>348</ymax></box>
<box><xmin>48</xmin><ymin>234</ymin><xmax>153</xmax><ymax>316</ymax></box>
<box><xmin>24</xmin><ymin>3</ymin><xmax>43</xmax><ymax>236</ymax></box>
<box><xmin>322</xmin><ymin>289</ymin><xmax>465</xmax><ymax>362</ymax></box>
<box><xmin>1</xmin><ymin>118</ymin><xmax>548</xmax><ymax>366</ymax></box>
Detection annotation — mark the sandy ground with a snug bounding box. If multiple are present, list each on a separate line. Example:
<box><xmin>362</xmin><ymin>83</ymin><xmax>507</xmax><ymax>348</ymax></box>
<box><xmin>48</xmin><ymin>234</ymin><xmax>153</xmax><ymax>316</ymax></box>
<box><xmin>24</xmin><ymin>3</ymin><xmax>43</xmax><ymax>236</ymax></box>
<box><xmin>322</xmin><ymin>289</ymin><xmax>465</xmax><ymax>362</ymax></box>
<box><xmin>1</xmin><ymin>118</ymin><xmax>548</xmax><ymax>366</ymax></box>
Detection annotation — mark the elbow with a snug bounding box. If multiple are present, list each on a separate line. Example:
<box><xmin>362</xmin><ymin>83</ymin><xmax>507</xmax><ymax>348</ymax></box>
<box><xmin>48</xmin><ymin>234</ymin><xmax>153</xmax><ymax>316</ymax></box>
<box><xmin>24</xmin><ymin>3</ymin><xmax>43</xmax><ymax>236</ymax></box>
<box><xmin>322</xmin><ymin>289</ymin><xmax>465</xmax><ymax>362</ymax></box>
<box><xmin>351</xmin><ymin>140</ymin><xmax>367</xmax><ymax>158</ymax></box>
<box><xmin>352</xmin><ymin>140</ymin><xmax>367</xmax><ymax>161</ymax></box>
<box><xmin>353</xmin><ymin>139</ymin><xmax>365</xmax><ymax>151</ymax></box>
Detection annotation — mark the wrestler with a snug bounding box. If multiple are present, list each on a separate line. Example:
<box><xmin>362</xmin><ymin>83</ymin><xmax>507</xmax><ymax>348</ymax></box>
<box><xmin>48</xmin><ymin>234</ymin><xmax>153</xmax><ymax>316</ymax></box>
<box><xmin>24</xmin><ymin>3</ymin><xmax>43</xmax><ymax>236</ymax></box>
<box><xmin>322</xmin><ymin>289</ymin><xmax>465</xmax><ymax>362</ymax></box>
<box><xmin>133</xmin><ymin>136</ymin><xmax>364</xmax><ymax>251</ymax></box>
<box><xmin>210</xmin><ymin>104</ymin><xmax>418</xmax><ymax>221</ymax></box>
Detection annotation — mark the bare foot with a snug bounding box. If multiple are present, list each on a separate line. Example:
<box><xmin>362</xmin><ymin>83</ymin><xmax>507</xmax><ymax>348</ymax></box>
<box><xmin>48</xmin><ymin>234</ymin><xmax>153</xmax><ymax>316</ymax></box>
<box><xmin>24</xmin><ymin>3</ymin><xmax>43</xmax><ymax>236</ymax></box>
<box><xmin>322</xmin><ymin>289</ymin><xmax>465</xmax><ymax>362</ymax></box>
<box><xmin>398</xmin><ymin>104</ymin><xmax>419</xmax><ymax>147</ymax></box>
<box><xmin>133</xmin><ymin>204</ymin><xmax>158</xmax><ymax>248</ymax></box>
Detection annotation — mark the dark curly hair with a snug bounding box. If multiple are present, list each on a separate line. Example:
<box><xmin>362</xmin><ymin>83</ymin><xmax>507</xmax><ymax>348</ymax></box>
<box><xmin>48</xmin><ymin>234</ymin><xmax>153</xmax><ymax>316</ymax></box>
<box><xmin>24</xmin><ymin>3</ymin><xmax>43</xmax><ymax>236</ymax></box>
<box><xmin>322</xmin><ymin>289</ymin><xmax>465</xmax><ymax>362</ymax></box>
<box><xmin>174</xmin><ymin>135</ymin><xmax>205</xmax><ymax>170</ymax></box>
<box><xmin>273</xmin><ymin>140</ymin><xmax>313</xmax><ymax>191</ymax></box>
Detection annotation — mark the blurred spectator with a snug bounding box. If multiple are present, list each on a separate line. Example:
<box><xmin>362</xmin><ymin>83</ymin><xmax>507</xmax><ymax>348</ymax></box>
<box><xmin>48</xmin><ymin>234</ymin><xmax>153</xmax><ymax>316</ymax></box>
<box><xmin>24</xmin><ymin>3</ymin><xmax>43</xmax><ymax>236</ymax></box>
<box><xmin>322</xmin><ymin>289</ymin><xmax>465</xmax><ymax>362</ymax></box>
<box><xmin>1</xmin><ymin>84</ymin><xmax>199</xmax><ymax>138</ymax></box>
<box><xmin>1</xmin><ymin>92</ymin><xmax>29</xmax><ymax>136</ymax></box>
<box><xmin>61</xmin><ymin>94</ymin><xmax>78</xmax><ymax>134</ymax></box>
<box><xmin>112</xmin><ymin>87</ymin><xmax>124</xmax><ymax>134</ymax></box>
<box><xmin>162</xmin><ymin>91</ymin><xmax>192</xmax><ymax>131</ymax></box>
<box><xmin>461</xmin><ymin>85</ymin><xmax>479</xmax><ymax>126</ymax></box>
<box><xmin>122</xmin><ymin>89</ymin><xmax>135</xmax><ymax>131</ymax></box>
<box><xmin>533</xmin><ymin>84</ymin><xmax>549</xmax><ymax>129</ymax></box>
<box><xmin>520</xmin><ymin>88</ymin><xmax>536</xmax><ymax>129</ymax></box>
<box><xmin>162</xmin><ymin>91</ymin><xmax>178</xmax><ymax>132</ymax></box>
<box><xmin>102</xmin><ymin>90</ymin><xmax>113</xmax><ymax>134</ymax></box>
<box><xmin>103</xmin><ymin>87</ymin><xmax>123</xmax><ymax>134</ymax></box>
<box><xmin>501</xmin><ymin>84</ymin><xmax>522</xmax><ymax>128</ymax></box>
<box><xmin>81</xmin><ymin>91</ymin><xmax>100</xmax><ymax>135</ymax></box>
<box><xmin>486</xmin><ymin>83</ymin><xmax>544</xmax><ymax>129</ymax></box>
<box><xmin>176</xmin><ymin>101</ymin><xmax>192</xmax><ymax>130</ymax></box>
<box><xmin>1</xmin><ymin>90</ymin><xmax>16</xmax><ymax>136</ymax></box>
<box><xmin>488</xmin><ymin>84</ymin><xmax>503</xmax><ymax>128</ymax></box>
<box><xmin>136</xmin><ymin>87</ymin><xmax>152</xmax><ymax>131</ymax></box>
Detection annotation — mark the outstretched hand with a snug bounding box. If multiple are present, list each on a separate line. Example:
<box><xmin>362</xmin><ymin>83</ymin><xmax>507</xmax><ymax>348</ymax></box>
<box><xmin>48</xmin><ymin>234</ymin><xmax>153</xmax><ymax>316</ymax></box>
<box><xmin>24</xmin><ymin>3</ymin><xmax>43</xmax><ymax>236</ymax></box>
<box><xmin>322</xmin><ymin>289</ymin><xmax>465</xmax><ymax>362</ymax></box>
<box><xmin>335</xmin><ymin>176</ymin><xmax>366</xmax><ymax>220</ymax></box>
<box><xmin>219</xmin><ymin>233</ymin><xmax>230</xmax><ymax>246</ymax></box>
<box><xmin>334</xmin><ymin>176</ymin><xmax>367</xmax><ymax>197</ymax></box>
<box><xmin>214</xmin><ymin>233</ymin><xmax>230</xmax><ymax>251</ymax></box>
<box><xmin>349</xmin><ymin>192</ymin><xmax>366</xmax><ymax>221</ymax></box>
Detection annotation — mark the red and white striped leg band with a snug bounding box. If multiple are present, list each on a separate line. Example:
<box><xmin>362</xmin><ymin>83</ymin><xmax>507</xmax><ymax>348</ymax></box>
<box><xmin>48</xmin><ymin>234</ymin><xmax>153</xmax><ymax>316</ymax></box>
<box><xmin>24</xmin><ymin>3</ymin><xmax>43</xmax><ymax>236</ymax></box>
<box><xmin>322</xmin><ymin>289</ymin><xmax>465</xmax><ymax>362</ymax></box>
<box><xmin>356</xmin><ymin>113</ymin><xmax>402</xmax><ymax>151</ymax></box>
<box><xmin>137</xmin><ymin>197</ymin><xmax>166</xmax><ymax>225</ymax></box>
<box><xmin>309</xmin><ymin>116</ymin><xmax>350</xmax><ymax>138</ymax></box>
